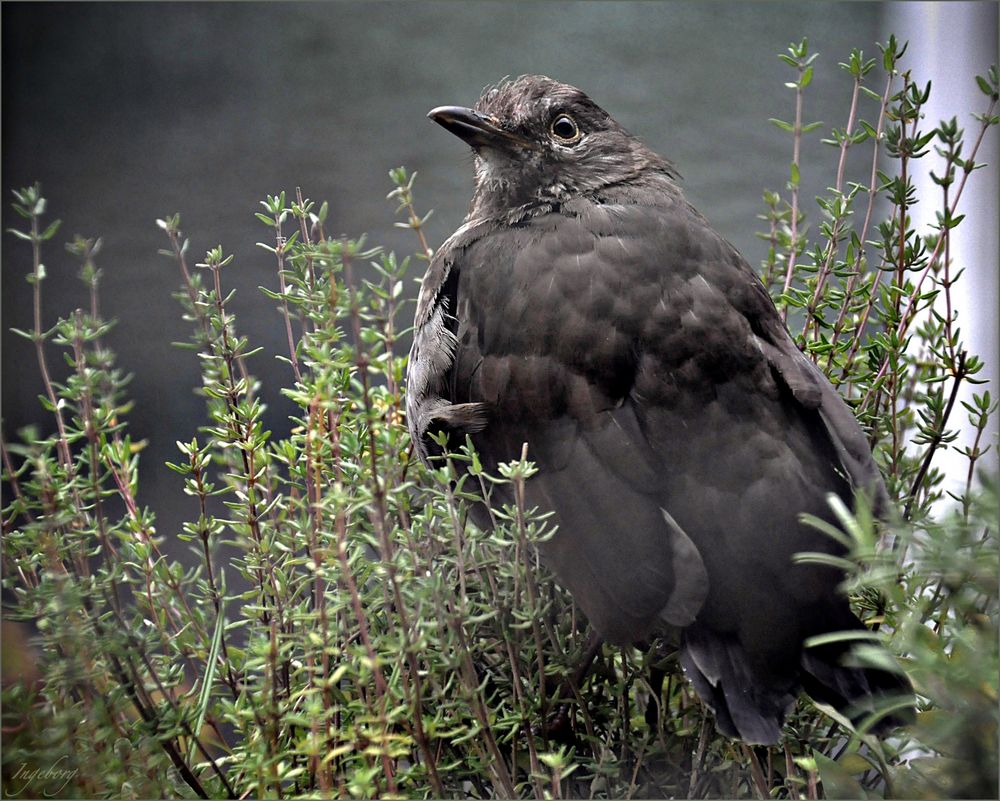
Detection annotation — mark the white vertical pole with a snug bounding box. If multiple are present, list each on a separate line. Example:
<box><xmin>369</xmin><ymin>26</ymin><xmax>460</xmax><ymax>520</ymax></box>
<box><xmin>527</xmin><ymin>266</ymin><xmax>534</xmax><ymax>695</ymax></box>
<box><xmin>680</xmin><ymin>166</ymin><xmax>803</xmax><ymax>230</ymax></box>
<box><xmin>885</xmin><ymin>2</ymin><xmax>1000</xmax><ymax>496</ymax></box>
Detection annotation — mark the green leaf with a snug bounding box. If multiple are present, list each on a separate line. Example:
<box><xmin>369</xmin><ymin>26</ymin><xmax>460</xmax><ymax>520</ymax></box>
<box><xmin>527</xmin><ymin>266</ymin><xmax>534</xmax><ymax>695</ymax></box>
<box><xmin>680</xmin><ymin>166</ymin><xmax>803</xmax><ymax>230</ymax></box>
<box><xmin>859</xmin><ymin>120</ymin><xmax>879</xmax><ymax>140</ymax></box>
<box><xmin>804</xmin><ymin>630</ymin><xmax>882</xmax><ymax>649</ymax></box>
<box><xmin>883</xmin><ymin>46</ymin><xmax>895</xmax><ymax>72</ymax></box>
<box><xmin>813</xmin><ymin>752</ymin><xmax>868</xmax><ymax>799</ymax></box>
<box><xmin>846</xmin><ymin>644</ymin><xmax>908</xmax><ymax>675</ymax></box>
<box><xmin>792</xmin><ymin>551</ymin><xmax>857</xmax><ymax>571</ymax></box>
<box><xmin>41</xmin><ymin>219</ymin><xmax>62</xmax><ymax>241</ymax></box>
<box><xmin>838</xmin><ymin>753</ymin><xmax>873</xmax><ymax>775</ymax></box>
<box><xmin>188</xmin><ymin>604</ymin><xmax>227</xmax><ymax>762</ymax></box>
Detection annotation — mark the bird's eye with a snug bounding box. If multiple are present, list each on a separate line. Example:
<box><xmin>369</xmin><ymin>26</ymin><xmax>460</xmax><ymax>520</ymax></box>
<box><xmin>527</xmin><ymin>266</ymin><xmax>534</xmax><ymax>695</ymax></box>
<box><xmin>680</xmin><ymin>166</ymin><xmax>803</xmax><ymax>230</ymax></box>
<box><xmin>550</xmin><ymin>114</ymin><xmax>581</xmax><ymax>143</ymax></box>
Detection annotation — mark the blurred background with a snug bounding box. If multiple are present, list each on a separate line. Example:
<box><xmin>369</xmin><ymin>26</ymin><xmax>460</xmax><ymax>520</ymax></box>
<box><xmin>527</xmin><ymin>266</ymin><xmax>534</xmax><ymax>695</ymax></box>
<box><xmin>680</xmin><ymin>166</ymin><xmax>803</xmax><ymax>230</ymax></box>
<box><xmin>3</xmin><ymin>1</ymin><xmax>997</xmax><ymax>542</ymax></box>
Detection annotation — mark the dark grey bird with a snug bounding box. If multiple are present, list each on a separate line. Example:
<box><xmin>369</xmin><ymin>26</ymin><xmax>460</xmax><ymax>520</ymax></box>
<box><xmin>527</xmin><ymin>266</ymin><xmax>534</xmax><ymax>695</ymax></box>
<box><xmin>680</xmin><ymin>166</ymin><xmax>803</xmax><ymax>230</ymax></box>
<box><xmin>407</xmin><ymin>75</ymin><xmax>913</xmax><ymax>744</ymax></box>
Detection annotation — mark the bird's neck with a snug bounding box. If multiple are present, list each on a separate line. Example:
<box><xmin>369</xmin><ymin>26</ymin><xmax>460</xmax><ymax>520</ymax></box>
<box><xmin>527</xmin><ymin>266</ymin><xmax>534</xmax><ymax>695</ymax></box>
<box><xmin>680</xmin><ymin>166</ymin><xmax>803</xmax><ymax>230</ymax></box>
<box><xmin>467</xmin><ymin>160</ymin><xmax>682</xmax><ymax>222</ymax></box>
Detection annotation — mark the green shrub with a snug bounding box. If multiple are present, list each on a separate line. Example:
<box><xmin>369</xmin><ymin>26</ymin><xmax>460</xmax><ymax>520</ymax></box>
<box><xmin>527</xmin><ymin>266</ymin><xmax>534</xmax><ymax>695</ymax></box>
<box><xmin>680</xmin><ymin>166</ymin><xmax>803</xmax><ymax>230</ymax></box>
<box><xmin>2</xmin><ymin>40</ymin><xmax>997</xmax><ymax>799</ymax></box>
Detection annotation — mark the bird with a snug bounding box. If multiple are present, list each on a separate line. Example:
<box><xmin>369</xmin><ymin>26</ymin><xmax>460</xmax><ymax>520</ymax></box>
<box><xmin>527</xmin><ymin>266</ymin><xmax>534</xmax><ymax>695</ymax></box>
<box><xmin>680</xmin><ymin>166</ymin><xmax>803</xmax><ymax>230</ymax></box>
<box><xmin>406</xmin><ymin>75</ymin><xmax>914</xmax><ymax>745</ymax></box>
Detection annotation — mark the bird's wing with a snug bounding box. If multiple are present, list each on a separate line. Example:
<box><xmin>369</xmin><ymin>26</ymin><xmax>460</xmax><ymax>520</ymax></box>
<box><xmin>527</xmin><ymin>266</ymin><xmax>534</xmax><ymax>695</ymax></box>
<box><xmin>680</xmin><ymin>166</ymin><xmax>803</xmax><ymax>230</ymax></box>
<box><xmin>407</xmin><ymin>217</ymin><xmax>493</xmax><ymax>462</ymax></box>
<box><xmin>736</xmin><ymin>268</ymin><xmax>889</xmax><ymax>513</ymax></box>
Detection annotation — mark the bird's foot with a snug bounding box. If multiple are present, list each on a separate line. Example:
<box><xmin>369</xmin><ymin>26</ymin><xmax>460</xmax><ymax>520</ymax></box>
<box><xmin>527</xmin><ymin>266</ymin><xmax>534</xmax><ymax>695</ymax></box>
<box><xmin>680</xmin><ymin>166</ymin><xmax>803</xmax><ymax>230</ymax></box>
<box><xmin>540</xmin><ymin>704</ymin><xmax>577</xmax><ymax>746</ymax></box>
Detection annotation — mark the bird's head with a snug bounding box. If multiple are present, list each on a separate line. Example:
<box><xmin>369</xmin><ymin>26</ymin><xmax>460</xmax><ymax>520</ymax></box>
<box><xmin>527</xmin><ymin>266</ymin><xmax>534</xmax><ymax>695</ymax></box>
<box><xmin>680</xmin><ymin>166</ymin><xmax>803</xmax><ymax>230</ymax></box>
<box><xmin>429</xmin><ymin>75</ymin><xmax>675</xmax><ymax>216</ymax></box>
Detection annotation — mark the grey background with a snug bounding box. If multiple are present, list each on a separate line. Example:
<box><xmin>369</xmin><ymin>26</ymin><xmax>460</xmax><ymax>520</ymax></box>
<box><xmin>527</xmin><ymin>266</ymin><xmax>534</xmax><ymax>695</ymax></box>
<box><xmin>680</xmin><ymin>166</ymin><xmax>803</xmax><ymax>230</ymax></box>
<box><xmin>2</xmin><ymin>2</ymin><xmax>995</xmax><ymax>539</ymax></box>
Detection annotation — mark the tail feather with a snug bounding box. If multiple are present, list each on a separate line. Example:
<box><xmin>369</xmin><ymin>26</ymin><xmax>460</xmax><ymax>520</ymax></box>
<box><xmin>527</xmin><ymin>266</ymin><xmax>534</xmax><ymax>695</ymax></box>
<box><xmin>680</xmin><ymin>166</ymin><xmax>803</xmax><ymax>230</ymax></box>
<box><xmin>680</xmin><ymin>623</ymin><xmax>915</xmax><ymax>744</ymax></box>
<box><xmin>800</xmin><ymin>640</ymin><xmax>915</xmax><ymax>735</ymax></box>
<box><xmin>680</xmin><ymin>626</ymin><xmax>797</xmax><ymax>745</ymax></box>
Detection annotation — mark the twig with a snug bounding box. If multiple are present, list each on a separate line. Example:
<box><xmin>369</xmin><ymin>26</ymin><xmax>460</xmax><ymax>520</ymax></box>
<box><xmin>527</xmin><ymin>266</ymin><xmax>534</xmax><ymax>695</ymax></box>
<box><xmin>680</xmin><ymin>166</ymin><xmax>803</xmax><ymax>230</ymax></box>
<box><xmin>860</xmin><ymin>94</ymin><xmax>998</xmax><ymax>411</ymax></box>
<box><xmin>780</xmin><ymin>72</ymin><xmax>806</xmax><ymax>317</ymax></box>
<box><xmin>741</xmin><ymin>743</ymin><xmax>770</xmax><ymax>799</ymax></box>
<box><xmin>903</xmin><ymin>352</ymin><xmax>967</xmax><ymax>519</ymax></box>
<box><xmin>826</xmin><ymin>69</ymin><xmax>896</xmax><ymax>372</ymax></box>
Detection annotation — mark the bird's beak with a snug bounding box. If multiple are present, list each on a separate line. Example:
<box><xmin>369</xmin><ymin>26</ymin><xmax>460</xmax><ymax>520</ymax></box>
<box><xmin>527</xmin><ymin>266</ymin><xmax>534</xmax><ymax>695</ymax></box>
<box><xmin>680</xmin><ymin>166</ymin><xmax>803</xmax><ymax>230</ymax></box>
<box><xmin>428</xmin><ymin>106</ymin><xmax>537</xmax><ymax>151</ymax></box>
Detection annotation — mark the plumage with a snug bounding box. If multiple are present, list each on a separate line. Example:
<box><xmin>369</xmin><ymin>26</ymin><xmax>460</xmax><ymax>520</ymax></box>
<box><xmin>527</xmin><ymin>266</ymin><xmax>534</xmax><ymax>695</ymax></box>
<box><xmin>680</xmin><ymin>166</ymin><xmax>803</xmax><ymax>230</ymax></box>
<box><xmin>407</xmin><ymin>75</ymin><xmax>913</xmax><ymax>744</ymax></box>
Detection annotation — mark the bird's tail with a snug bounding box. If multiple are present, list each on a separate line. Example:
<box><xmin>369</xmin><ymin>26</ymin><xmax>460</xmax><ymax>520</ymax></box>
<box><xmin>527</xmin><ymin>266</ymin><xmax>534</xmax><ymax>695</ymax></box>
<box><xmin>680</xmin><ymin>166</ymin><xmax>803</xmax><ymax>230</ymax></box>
<box><xmin>799</xmin><ymin>632</ymin><xmax>915</xmax><ymax>736</ymax></box>
<box><xmin>680</xmin><ymin>626</ymin><xmax>798</xmax><ymax>745</ymax></box>
<box><xmin>680</xmin><ymin>621</ymin><xmax>915</xmax><ymax>744</ymax></box>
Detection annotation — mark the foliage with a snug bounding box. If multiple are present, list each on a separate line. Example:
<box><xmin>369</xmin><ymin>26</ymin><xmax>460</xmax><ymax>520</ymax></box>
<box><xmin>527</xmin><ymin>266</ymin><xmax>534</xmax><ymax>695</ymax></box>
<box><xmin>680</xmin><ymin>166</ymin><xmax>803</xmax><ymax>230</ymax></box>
<box><xmin>2</xmin><ymin>41</ymin><xmax>998</xmax><ymax>799</ymax></box>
